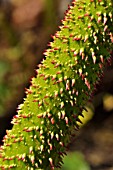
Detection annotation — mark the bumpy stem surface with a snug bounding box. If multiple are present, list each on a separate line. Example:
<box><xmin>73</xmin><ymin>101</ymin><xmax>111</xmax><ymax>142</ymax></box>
<box><xmin>0</xmin><ymin>0</ymin><xmax>113</xmax><ymax>169</ymax></box>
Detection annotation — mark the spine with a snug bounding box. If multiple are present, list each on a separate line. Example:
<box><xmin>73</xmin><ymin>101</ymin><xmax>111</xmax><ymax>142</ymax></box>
<box><xmin>0</xmin><ymin>0</ymin><xmax>113</xmax><ymax>169</ymax></box>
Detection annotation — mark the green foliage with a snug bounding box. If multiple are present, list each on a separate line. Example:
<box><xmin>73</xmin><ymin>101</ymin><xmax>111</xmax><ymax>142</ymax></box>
<box><xmin>62</xmin><ymin>152</ymin><xmax>90</xmax><ymax>170</ymax></box>
<box><xmin>0</xmin><ymin>61</ymin><xmax>10</xmax><ymax>116</ymax></box>
<box><xmin>0</xmin><ymin>0</ymin><xmax>59</xmax><ymax>117</ymax></box>
<box><xmin>0</xmin><ymin>0</ymin><xmax>113</xmax><ymax>169</ymax></box>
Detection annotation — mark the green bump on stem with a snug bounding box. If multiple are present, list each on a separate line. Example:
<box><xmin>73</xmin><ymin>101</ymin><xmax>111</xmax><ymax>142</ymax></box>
<box><xmin>0</xmin><ymin>0</ymin><xmax>113</xmax><ymax>169</ymax></box>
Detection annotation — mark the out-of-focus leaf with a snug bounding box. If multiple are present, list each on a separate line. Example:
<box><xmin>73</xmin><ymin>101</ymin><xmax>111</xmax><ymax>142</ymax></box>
<box><xmin>103</xmin><ymin>93</ymin><xmax>113</xmax><ymax>111</ymax></box>
<box><xmin>61</xmin><ymin>152</ymin><xmax>90</xmax><ymax>170</ymax></box>
<box><xmin>0</xmin><ymin>61</ymin><xmax>9</xmax><ymax>80</ymax></box>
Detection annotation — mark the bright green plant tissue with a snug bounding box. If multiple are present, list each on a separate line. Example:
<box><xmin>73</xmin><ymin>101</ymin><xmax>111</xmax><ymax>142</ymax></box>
<box><xmin>0</xmin><ymin>0</ymin><xmax>113</xmax><ymax>169</ymax></box>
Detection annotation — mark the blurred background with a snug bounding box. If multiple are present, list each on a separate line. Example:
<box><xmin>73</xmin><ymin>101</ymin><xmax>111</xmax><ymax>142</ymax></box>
<box><xmin>0</xmin><ymin>0</ymin><xmax>113</xmax><ymax>169</ymax></box>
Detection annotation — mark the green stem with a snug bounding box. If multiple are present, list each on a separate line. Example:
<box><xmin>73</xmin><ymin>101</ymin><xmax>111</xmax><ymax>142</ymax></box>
<box><xmin>0</xmin><ymin>0</ymin><xmax>113</xmax><ymax>169</ymax></box>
